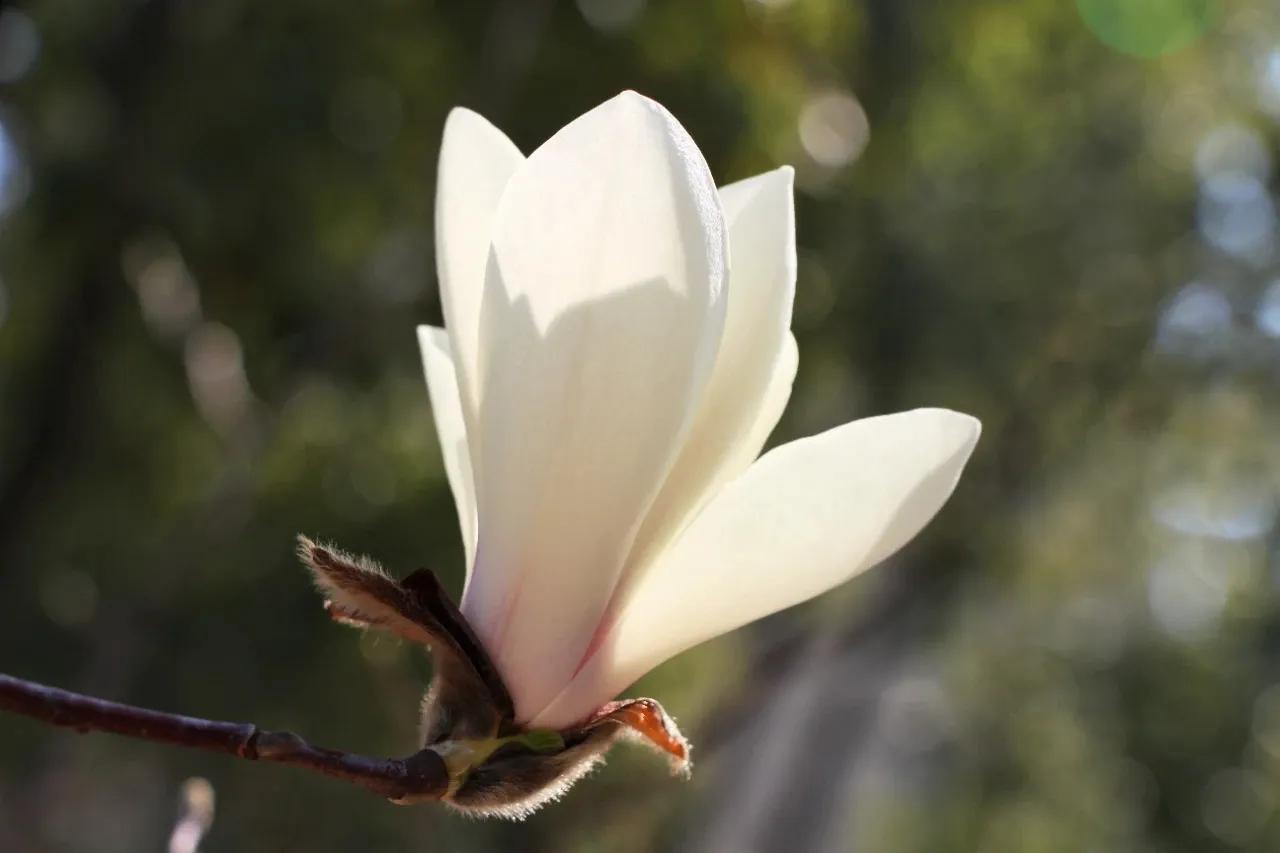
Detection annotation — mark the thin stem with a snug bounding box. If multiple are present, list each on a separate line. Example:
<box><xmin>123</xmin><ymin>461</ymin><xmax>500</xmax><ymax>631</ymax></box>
<box><xmin>0</xmin><ymin>673</ymin><xmax>448</xmax><ymax>803</ymax></box>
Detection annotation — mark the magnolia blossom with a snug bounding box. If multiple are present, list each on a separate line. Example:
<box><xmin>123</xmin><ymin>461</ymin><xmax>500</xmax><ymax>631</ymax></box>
<box><xmin>418</xmin><ymin>91</ymin><xmax>980</xmax><ymax>734</ymax></box>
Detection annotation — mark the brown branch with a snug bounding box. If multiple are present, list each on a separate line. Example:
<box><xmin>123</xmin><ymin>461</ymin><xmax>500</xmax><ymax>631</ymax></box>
<box><xmin>0</xmin><ymin>673</ymin><xmax>449</xmax><ymax>804</ymax></box>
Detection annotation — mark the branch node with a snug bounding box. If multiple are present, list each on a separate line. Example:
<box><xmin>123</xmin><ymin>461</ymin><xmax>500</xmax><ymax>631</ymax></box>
<box><xmin>252</xmin><ymin>730</ymin><xmax>307</xmax><ymax>760</ymax></box>
<box><xmin>239</xmin><ymin>728</ymin><xmax>261</xmax><ymax>760</ymax></box>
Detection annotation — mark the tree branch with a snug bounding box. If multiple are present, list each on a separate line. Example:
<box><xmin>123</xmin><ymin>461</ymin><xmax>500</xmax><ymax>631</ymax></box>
<box><xmin>0</xmin><ymin>673</ymin><xmax>449</xmax><ymax>803</ymax></box>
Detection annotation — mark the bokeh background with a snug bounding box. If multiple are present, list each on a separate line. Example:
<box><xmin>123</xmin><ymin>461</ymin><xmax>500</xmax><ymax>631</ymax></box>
<box><xmin>0</xmin><ymin>0</ymin><xmax>1276</xmax><ymax>850</ymax></box>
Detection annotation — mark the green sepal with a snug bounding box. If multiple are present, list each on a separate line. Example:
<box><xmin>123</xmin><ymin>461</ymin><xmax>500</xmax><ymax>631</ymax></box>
<box><xmin>508</xmin><ymin>729</ymin><xmax>565</xmax><ymax>754</ymax></box>
<box><xmin>437</xmin><ymin>729</ymin><xmax>567</xmax><ymax>797</ymax></box>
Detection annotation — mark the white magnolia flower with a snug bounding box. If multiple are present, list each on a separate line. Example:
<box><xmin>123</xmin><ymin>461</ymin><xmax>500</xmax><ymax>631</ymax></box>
<box><xmin>418</xmin><ymin>90</ymin><xmax>981</xmax><ymax>733</ymax></box>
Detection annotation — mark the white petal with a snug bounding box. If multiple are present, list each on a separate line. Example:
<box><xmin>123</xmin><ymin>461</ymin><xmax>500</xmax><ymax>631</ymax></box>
<box><xmin>623</xmin><ymin>167</ymin><xmax>799</xmax><ymax>578</ymax></box>
<box><xmin>417</xmin><ymin>325</ymin><xmax>478</xmax><ymax>573</ymax></box>
<box><xmin>434</xmin><ymin>107</ymin><xmax>523</xmax><ymax>481</ymax></box>
<box><xmin>463</xmin><ymin>92</ymin><xmax>729</xmax><ymax>720</ymax></box>
<box><xmin>745</xmin><ymin>331</ymin><xmax>799</xmax><ymax>452</ymax></box>
<box><xmin>532</xmin><ymin>408</ymin><xmax>980</xmax><ymax>728</ymax></box>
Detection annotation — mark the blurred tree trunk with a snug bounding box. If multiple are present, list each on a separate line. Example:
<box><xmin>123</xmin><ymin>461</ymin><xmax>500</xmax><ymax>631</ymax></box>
<box><xmin>0</xmin><ymin>0</ymin><xmax>178</xmax><ymax>552</ymax></box>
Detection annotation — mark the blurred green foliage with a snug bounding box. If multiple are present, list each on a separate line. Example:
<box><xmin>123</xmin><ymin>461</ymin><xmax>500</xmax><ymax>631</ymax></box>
<box><xmin>1</xmin><ymin>0</ymin><xmax>1279</xmax><ymax>851</ymax></box>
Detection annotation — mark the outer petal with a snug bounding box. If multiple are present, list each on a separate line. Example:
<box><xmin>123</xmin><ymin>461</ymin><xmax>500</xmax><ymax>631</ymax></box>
<box><xmin>463</xmin><ymin>92</ymin><xmax>729</xmax><ymax>720</ymax></box>
<box><xmin>417</xmin><ymin>325</ymin><xmax>478</xmax><ymax>573</ymax></box>
<box><xmin>532</xmin><ymin>408</ymin><xmax>981</xmax><ymax>728</ymax></box>
<box><xmin>745</xmin><ymin>332</ymin><xmax>799</xmax><ymax>452</ymax></box>
<box><xmin>434</xmin><ymin>107</ymin><xmax>524</xmax><ymax>481</ymax></box>
<box><xmin>623</xmin><ymin>167</ymin><xmax>799</xmax><ymax>578</ymax></box>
